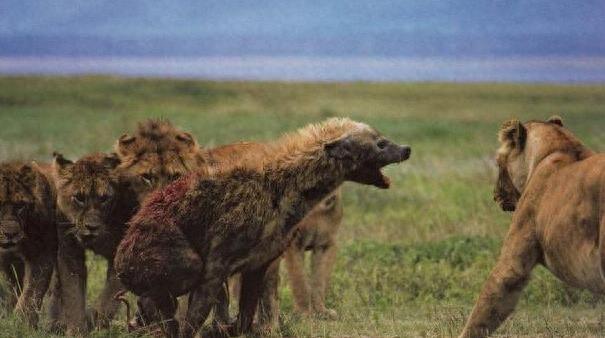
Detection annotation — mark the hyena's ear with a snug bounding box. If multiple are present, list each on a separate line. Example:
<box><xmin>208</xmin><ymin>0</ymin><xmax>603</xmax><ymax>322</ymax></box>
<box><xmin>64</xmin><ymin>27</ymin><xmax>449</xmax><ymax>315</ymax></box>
<box><xmin>325</xmin><ymin>136</ymin><xmax>354</xmax><ymax>160</ymax></box>
<box><xmin>115</xmin><ymin>134</ymin><xmax>137</xmax><ymax>158</ymax></box>
<box><xmin>102</xmin><ymin>153</ymin><xmax>121</xmax><ymax>170</ymax></box>
<box><xmin>498</xmin><ymin>119</ymin><xmax>526</xmax><ymax>150</ymax></box>
<box><xmin>52</xmin><ymin>152</ymin><xmax>74</xmax><ymax>177</ymax></box>
<box><xmin>547</xmin><ymin>115</ymin><xmax>564</xmax><ymax>127</ymax></box>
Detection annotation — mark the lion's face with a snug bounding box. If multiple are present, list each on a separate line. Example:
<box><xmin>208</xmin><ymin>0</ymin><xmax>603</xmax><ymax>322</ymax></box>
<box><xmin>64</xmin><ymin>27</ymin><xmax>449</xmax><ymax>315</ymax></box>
<box><xmin>52</xmin><ymin>153</ymin><xmax>121</xmax><ymax>243</ymax></box>
<box><xmin>494</xmin><ymin>116</ymin><xmax>567</xmax><ymax>212</ymax></box>
<box><xmin>325</xmin><ymin>124</ymin><xmax>411</xmax><ymax>189</ymax></box>
<box><xmin>115</xmin><ymin>120</ymin><xmax>204</xmax><ymax>203</ymax></box>
<box><xmin>0</xmin><ymin>164</ymin><xmax>47</xmax><ymax>252</ymax></box>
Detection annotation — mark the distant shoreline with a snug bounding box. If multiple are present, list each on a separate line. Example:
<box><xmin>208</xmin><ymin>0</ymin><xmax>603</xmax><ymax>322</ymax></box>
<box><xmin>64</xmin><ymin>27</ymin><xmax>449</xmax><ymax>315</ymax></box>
<box><xmin>1</xmin><ymin>56</ymin><xmax>605</xmax><ymax>83</ymax></box>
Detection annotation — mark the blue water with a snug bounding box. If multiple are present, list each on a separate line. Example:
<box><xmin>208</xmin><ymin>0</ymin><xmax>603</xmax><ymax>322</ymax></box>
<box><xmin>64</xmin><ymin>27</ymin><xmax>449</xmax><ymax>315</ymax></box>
<box><xmin>1</xmin><ymin>56</ymin><xmax>605</xmax><ymax>83</ymax></box>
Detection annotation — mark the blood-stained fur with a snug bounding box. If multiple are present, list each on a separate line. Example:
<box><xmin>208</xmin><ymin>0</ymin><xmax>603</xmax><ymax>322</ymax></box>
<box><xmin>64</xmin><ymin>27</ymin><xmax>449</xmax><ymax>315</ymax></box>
<box><xmin>0</xmin><ymin>161</ymin><xmax>55</xmax><ymax>328</ymax></box>
<box><xmin>460</xmin><ymin>116</ymin><xmax>604</xmax><ymax>337</ymax></box>
<box><xmin>115</xmin><ymin>118</ymin><xmax>411</xmax><ymax>338</ymax></box>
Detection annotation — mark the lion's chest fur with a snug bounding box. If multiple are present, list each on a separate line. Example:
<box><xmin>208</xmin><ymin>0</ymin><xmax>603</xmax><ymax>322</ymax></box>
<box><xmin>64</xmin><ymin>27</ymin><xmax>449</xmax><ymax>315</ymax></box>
<box><xmin>530</xmin><ymin>155</ymin><xmax>605</xmax><ymax>293</ymax></box>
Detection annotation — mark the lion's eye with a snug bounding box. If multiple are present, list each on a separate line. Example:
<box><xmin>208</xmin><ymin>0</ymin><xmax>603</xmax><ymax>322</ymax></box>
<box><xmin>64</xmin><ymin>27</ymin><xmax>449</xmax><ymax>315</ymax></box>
<box><xmin>72</xmin><ymin>194</ymin><xmax>85</xmax><ymax>206</ymax></box>
<box><xmin>98</xmin><ymin>195</ymin><xmax>110</xmax><ymax>204</ymax></box>
<box><xmin>140</xmin><ymin>173</ymin><xmax>153</xmax><ymax>186</ymax></box>
<box><xmin>377</xmin><ymin>139</ymin><xmax>388</xmax><ymax>149</ymax></box>
<box><xmin>14</xmin><ymin>202</ymin><xmax>27</xmax><ymax>215</ymax></box>
<box><xmin>170</xmin><ymin>173</ymin><xmax>181</xmax><ymax>181</ymax></box>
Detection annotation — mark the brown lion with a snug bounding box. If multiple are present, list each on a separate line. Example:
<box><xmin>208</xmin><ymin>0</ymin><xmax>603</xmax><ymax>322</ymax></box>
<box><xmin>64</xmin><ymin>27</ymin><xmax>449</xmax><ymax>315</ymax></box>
<box><xmin>114</xmin><ymin>118</ymin><xmax>411</xmax><ymax>338</ymax></box>
<box><xmin>459</xmin><ymin>116</ymin><xmax>603</xmax><ymax>337</ymax></box>
<box><xmin>49</xmin><ymin>152</ymin><xmax>136</xmax><ymax>334</ymax></box>
<box><xmin>0</xmin><ymin>162</ymin><xmax>55</xmax><ymax>328</ymax></box>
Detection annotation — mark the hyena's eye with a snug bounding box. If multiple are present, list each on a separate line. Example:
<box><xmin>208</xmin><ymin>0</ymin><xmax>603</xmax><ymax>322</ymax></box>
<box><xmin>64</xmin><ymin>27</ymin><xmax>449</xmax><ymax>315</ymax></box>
<box><xmin>377</xmin><ymin>139</ymin><xmax>388</xmax><ymax>149</ymax></box>
<box><xmin>72</xmin><ymin>194</ymin><xmax>85</xmax><ymax>206</ymax></box>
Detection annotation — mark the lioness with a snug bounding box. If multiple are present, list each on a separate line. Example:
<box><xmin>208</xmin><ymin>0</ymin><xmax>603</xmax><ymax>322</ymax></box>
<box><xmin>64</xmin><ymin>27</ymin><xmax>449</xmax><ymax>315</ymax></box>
<box><xmin>0</xmin><ymin>162</ymin><xmax>55</xmax><ymax>327</ymax></box>
<box><xmin>460</xmin><ymin>116</ymin><xmax>603</xmax><ymax>337</ymax></box>
<box><xmin>50</xmin><ymin>152</ymin><xmax>137</xmax><ymax>334</ymax></box>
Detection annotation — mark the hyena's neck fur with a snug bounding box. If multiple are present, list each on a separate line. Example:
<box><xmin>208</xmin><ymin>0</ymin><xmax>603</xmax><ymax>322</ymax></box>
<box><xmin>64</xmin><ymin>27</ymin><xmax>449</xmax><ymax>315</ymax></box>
<box><xmin>264</xmin><ymin>147</ymin><xmax>346</xmax><ymax>235</ymax></box>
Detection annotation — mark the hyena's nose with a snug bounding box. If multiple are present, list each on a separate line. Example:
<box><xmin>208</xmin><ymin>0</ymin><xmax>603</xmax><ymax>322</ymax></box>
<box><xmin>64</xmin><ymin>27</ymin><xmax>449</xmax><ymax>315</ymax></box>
<box><xmin>400</xmin><ymin>145</ymin><xmax>411</xmax><ymax>160</ymax></box>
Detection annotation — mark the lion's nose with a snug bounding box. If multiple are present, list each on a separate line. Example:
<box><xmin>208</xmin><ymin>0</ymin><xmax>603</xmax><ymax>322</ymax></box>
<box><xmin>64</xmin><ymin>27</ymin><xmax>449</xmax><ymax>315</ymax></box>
<box><xmin>3</xmin><ymin>230</ymin><xmax>20</xmax><ymax>241</ymax></box>
<box><xmin>85</xmin><ymin>223</ymin><xmax>100</xmax><ymax>231</ymax></box>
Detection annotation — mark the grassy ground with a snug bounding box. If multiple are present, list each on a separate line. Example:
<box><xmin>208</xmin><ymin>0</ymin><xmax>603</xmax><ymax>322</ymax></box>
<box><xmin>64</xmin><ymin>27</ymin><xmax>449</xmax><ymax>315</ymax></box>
<box><xmin>0</xmin><ymin>76</ymin><xmax>604</xmax><ymax>337</ymax></box>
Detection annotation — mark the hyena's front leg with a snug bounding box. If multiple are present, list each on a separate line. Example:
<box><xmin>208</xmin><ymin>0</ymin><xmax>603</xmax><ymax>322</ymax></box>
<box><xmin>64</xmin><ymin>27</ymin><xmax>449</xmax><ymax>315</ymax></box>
<box><xmin>310</xmin><ymin>243</ymin><xmax>338</xmax><ymax>319</ymax></box>
<box><xmin>257</xmin><ymin>258</ymin><xmax>281</xmax><ymax>333</ymax></box>
<box><xmin>15</xmin><ymin>253</ymin><xmax>54</xmax><ymax>327</ymax></box>
<box><xmin>459</xmin><ymin>225</ymin><xmax>539</xmax><ymax>338</ymax></box>
<box><xmin>92</xmin><ymin>260</ymin><xmax>124</xmax><ymax>328</ymax></box>
<box><xmin>181</xmin><ymin>279</ymin><xmax>225</xmax><ymax>338</ymax></box>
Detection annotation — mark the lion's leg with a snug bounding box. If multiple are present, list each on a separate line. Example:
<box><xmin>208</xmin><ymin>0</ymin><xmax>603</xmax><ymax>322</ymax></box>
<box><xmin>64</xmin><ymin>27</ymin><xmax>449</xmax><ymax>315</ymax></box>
<box><xmin>0</xmin><ymin>257</ymin><xmax>23</xmax><ymax>310</ymax></box>
<box><xmin>92</xmin><ymin>261</ymin><xmax>123</xmax><ymax>328</ymax></box>
<box><xmin>459</xmin><ymin>227</ymin><xmax>540</xmax><ymax>338</ymax></box>
<box><xmin>57</xmin><ymin>235</ymin><xmax>88</xmax><ymax>335</ymax></box>
<box><xmin>257</xmin><ymin>258</ymin><xmax>281</xmax><ymax>333</ymax></box>
<box><xmin>15</xmin><ymin>253</ymin><xmax>54</xmax><ymax>328</ymax></box>
<box><xmin>310</xmin><ymin>243</ymin><xmax>338</xmax><ymax>319</ymax></box>
<box><xmin>46</xmin><ymin>270</ymin><xmax>63</xmax><ymax>332</ymax></box>
<box><xmin>284</xmin><ymin>245</ymin><xmax>311</xmax><ymax>314</ymax></box>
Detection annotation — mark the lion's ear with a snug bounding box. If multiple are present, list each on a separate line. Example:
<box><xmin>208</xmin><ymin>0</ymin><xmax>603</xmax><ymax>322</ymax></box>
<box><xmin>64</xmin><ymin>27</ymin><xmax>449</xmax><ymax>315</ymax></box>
<box><xmin>176</xmin><ymin>132</ymin><xmax>197</xmax><ymax>148</ymax></box>
<box><xmin>102</xmin><ymin>153</ymin><xmax>121</xmax><ymax>170</ymax></box>
<box><xmin>547</xmin><ymin>115</ymin><xmax>563</xmax><ymax>127</ymax></box>
<box><xmin>498</xmin><ymin>119</ymin><xmax>526</xmax><ymax>150</ymax></box>
<box><xmin>115</xmin><ymin>134</ymin><xmax>137</xmax><ymax>157</ymax></box>
<box><xmin>52</xmin><ymin>152</ymin><xmax>73</xmax><ymax>176</ymax></box>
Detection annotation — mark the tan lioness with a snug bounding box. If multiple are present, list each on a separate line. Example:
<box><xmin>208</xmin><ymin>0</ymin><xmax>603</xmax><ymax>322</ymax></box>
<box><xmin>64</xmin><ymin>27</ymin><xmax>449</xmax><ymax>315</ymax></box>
<box><xmin>460</xmin><ymin>116</ymin><xmax>604</xmax><ymax>337</ymax></box>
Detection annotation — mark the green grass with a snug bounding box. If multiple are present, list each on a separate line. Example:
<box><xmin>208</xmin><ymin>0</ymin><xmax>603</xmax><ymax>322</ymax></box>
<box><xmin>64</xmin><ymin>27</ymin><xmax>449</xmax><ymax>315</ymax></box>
<box><xmin>0</xmin><ymin>76</ymin><xmax>604</xmax><ymax>337</ymax></box>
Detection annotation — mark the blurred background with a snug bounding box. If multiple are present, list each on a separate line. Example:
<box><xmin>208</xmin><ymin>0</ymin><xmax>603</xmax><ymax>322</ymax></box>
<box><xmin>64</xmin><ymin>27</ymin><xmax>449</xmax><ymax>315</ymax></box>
<box><xmin>1</xmin><ymin>2</ymin><xmax>605</xmax><ymax>337</ymax></box>
<box><xmin>1</xmin><ymin>0</ymin><xmax>605</xmax><ymax>82</ymax></box>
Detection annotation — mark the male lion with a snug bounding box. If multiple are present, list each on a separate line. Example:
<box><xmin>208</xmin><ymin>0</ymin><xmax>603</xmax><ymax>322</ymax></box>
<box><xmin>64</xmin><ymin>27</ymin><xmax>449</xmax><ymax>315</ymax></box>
<box><xmin>50</xmin><ymin>152</ymin><xmax>137</xmax><ymax>334</ymax></box>
<box><xmin>460</xmin><ymin>116</ymin><xmax>603</xmax><ymax>337</ymax></box>
<box><xmin>115</xmin><ymin>118</ymin><xmax>411</xmax><ymax>338</ymax></box>
<box><xmin>0</xmin><ymin>162</ymin><xmax>55</xmax><ymax>327</ymax></box>
<box><xmin>115</xmin><ymin>119</ymin><xmax>206</xmax><ymax>204</ymax></box>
